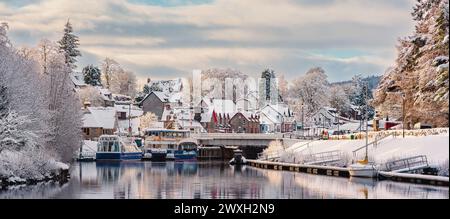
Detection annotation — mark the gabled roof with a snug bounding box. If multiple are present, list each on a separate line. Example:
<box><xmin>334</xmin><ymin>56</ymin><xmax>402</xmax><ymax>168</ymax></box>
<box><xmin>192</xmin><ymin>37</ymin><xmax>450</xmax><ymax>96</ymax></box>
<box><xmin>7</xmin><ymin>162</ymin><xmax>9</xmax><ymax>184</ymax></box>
<box><xmin>69</xmin><ymin>72</ymin><xmax>87</xmax><ymax>87</ymax></box>
<box><xmin>114</xmin><ymin>104</ymin><xmax>143</xmax><ymax>118</ymax></box>
<box><xmin>141</xmin><ymin>91</ymin><xmax>182</xmax><ymax>104</ymax></box>
<box><xmin>82</xmin><ymin>107</ymin><xmax>117</xmax><ymax>129</ymax></box>
<box><xmin>229</xmin><ymin>111</ymin><xmax>259</xmax><ymax>122</ymax></box>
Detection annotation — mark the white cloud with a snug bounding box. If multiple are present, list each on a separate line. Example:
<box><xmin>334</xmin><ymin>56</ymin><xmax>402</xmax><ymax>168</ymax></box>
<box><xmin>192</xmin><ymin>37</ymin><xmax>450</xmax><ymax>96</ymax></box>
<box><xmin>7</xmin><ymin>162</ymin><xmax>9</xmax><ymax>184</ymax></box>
<box><xmin>1</xmin><ymin>0</ymin><xmax>415</xmax><ymax>81</ymax></box>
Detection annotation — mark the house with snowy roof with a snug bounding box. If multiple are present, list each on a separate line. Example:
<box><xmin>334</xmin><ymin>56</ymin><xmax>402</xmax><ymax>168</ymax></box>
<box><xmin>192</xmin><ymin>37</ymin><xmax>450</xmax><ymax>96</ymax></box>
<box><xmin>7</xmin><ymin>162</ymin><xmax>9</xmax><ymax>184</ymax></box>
<box><xmin>139</xmin><ymin>78</ymin><xmax>185</xmax><ymax>119</ymax></box>
<box><xmin>259</xmin><ymin>104</ymin><xmax>295</xmax><ymax>133</ymax></box>
<box><xmin>192</xmin><ymin>98</ymin><xmax>260</xmax><ymax>133</ymax></box>
<box><xmin>69</xmin><ymin>72</ymin><xmax>87</xmax><ymax>89</ymax></box>
<box><xmin>160</xmin><ymin>106</ymin><xmax>206</xmax><ymax>133</ymax></box>
<box><xmin>82</xmin><ymin>107</ymin><xmax>118</xmax><ymax>140</ymax></box>
<box><xmin>96</xmin><ymin>87</ymin><xmax>115</xmax><ymax>107</ymax></box>
<box><xmin>139</xmin><ymin>91</ymin><xmax>183</xmax><ymax>120</ymax></box>
<box><xmin>229</xmin><ymin>111</ymin><xmax>260</xmax><ymax>133</ymax></box>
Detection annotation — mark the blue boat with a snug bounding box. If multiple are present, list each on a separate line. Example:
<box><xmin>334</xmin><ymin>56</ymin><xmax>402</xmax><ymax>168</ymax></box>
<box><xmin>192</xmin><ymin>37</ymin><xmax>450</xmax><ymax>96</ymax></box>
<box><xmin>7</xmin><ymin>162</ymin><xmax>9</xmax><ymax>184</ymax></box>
<box><xmin>175</xmin><ymin>139</ymin><xmax>198</xmax><ymax>161</ymax></box>
<box><xmin>96</xmin><ymin>135</ymin><xmax>143</xmax><ymax>160</ymax></box>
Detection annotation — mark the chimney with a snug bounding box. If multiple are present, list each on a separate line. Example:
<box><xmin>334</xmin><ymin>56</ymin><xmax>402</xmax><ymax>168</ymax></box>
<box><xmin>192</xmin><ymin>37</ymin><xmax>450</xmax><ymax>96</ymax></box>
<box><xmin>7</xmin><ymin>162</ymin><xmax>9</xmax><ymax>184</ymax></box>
<box><xmin>83</xmin><ymin>101</ymin><xmax>91</xmax><ymax>109</ymax></box>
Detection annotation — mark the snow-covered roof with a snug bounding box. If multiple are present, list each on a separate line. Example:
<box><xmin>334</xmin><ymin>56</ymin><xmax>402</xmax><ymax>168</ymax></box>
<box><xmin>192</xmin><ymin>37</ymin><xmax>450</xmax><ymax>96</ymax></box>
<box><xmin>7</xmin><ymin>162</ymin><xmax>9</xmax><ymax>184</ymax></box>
<box><xmin>260</xmin><ymin>104</ymin><xmax>293</xmax><ymax>124</ymax></box>
<box><xmin>69</xmin><ymin>72</ymin><xmax>86</xmax><ymax>87</ymax></box>
<box><xmin>146</xmin><ymin>78</ymin><xmax>183</xmax><ymax>93</ymax></box>
<box><xmin>118</xmin><ymin>118</ymin><xmax>140</xmax><ymax>135</ymax></box>
<box><xmin>229</xmin><ymin>111</ymin><xmax>259</xmax><ymax>122</ymax></box>
<box><xmin>114</xmin><ymin>104</ymin><xmax>143</xmax><ymax>118</ymax></box>
<box><xmin>95</xmin><ymin>87</ymin><xmax>114</xmax><ymax>102</ymax></box>
<box><xmin>83</xmin><ymin>107</ymin><xmax>117</xmax><ymax>129</ymax></box>
<box><xmin>145</xmin><ymin>91</ymin><xmax>182</xmax><ymax>104</ymax></box>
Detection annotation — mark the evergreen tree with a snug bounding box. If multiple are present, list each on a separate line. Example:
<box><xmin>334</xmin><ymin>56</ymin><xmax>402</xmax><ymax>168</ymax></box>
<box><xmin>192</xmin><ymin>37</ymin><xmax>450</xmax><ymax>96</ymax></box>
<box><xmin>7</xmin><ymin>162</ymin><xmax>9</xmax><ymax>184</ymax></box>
<box><xmin>351</xmin><ymin>75</ymin><xmax>374</xmax><ymax>119</ymax></box>
<box><xmin>0</xmin><ymin>85</ymin><xmax>8</xmax><ymax>118</ymax></box>
<box><xmin>143</xmin><ymin>84</ymin><xmax>151</xmax><ymax>94</ymax></box>
<box><xmin>58</xmin><ymin>20</ymin><xmax>81</xmax><ymax>69</ymax></box>
<box><xmin>261</xmin><ymin>69</ymin><xmax>275</xmax><ymax>101</ymax></box>
<box><xmin>82</xmin><ymin>64</ymin><xmax>102</xmax><ymax>86</ymax></box>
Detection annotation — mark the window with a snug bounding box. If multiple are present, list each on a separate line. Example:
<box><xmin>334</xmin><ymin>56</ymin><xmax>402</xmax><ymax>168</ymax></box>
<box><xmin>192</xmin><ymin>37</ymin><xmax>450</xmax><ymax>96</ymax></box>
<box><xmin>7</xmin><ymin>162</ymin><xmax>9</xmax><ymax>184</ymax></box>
<box><xmin>83</xmin><ymin>128</ymin><xmax>90</xmax><ymax>135</ymax></box>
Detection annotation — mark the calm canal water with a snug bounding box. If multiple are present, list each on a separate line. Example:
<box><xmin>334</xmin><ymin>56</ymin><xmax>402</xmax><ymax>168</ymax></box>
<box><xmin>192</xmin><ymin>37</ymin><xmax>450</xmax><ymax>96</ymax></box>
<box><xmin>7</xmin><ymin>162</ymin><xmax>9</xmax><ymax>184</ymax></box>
<box><xmin>1</xmin><ymin>161</ymin><xmax>448</xmax><ymax>199</ymax></box>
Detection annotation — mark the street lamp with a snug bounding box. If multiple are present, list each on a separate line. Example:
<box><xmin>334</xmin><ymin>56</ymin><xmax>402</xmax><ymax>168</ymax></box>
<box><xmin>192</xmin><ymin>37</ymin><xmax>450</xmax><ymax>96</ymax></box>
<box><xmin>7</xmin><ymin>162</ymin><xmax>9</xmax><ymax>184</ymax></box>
<box><xmin>402</xmin><ymin>92</ymin><xmax>406</xmax><ymax>138</ymax></box>
<box><xmin>301</xmin><ymin>103</ymin><xmax>304</xmax><ymax>138</ymax></box>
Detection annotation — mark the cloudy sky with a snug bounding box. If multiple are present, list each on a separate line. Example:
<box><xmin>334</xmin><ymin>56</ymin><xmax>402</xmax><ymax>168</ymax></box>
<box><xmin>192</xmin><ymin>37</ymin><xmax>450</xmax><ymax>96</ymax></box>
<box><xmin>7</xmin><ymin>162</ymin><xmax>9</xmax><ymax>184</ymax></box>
<box><xmin>0</xmin><ymin>0</ymin><xmax>415</xmax><ymax>86</ymax></box>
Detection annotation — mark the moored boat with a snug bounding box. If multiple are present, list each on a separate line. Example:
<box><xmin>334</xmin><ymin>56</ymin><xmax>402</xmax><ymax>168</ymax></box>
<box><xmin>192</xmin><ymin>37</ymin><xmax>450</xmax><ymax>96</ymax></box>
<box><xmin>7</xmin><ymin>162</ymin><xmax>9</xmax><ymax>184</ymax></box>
<box><xmin>96</xmin><ymin>135</ymin><xmax>142</xmax><ymax>160</ymax></box>
<box><xmin>143</xmin><ymin>129</ymin><xmax>195</xmax><ymax>161</ymax></box>
<box><xmin>349</xmin><ymin>162</ymin><xmax>378</xmax><ymax>178</ymax></box>
<box><xmin>229</xmin><ymin>149</ymin><xmax>247</xmax><ymax>165</ymax></box>
<box><xmin>176</xmin><ymin>139</ymin><xmax>198</xmax><ymax>161</ymax></box>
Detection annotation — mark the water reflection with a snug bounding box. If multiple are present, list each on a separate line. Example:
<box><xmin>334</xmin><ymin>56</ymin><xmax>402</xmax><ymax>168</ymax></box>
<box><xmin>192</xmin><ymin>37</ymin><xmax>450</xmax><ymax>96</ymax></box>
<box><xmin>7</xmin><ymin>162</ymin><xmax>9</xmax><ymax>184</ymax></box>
<box><xmin>1</xmin><ymin>161</ymin><xmax>448</xmax><ymax>199</ymax></box>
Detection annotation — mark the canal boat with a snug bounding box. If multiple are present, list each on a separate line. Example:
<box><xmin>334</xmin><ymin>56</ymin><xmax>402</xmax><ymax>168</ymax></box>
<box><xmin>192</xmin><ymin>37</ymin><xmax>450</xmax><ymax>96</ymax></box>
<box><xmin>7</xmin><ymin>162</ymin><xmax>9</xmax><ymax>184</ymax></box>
<box><xmin>229</xmin><ymin>149</ymin><xmax>247</xmax><ymax>165</ymax></box>
<box><xmin>143</xmin><ymin>129</ymin><xmax>196</xmax><ymax>161</ymax></box>
<box><xmin>96</xmin><ymin>135</ymin><xmax>143</xmax><ymax>160</ymax></box>
<box><xmin>176</xmin><ymin>139</ymin><xmax>198</xmax><ymax>161</ymax></box>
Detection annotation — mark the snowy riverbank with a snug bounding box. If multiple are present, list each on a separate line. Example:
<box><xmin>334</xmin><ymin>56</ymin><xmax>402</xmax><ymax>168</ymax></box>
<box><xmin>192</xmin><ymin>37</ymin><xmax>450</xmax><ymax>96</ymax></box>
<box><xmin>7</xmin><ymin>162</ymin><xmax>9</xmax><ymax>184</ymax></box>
<box><xmin>280</xmin><ymin>132</ymin><xmax>449</xmax><ymax>175</ymax></box>
<box><xmin>0</xmin><ymin>150</ymin><xmax>70</xmax><ymax>189</ymax></box>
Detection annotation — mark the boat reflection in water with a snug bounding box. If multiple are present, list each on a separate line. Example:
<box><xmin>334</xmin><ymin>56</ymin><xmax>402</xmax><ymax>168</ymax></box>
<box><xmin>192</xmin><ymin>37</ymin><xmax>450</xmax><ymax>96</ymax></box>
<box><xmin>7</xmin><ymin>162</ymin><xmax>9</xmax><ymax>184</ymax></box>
<box><xmin>1</xmin><ymin>161</ymin><xmax>448</xmax><ymax>199</ymax></box>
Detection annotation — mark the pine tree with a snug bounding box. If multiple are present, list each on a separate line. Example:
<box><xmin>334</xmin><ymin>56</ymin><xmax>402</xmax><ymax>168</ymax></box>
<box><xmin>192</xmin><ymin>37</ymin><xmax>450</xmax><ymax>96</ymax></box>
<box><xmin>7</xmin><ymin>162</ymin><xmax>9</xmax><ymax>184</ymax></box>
<box><xmin>0</xmin><ymin>85</ymin><xmax>8</xmax><ymax>118</ymax></box>
<box><xmin>82</xmin><ymin>64</ymin><xmax>102</xmax><ymax>86</ymax></box>
<box><xmin>143</xmin><ymin>84</ymin><xmax>151</xmax><ymax>94</ymax></box>
<box><xmin>58</xmin><ymin>20</ymin><xmax>81</xmax><ymax>69</ymax></box>
<box><xmin>351</xmin><ymin>75</ymin><xmax>374</xmax><ymax>119</ymax></box>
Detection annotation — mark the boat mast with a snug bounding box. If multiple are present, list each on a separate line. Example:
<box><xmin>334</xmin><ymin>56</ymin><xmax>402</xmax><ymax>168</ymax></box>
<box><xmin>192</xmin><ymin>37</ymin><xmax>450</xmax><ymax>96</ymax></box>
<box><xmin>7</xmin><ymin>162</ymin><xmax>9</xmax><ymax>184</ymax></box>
<box><xmin>128</xmin><ymin>102</ymin><xmax>132</xmax><ymax>137</ymax></box>
<box><xmin>365</xmin><ymin>82</ymin><xmax>369</xmax><ymax>161</ymax></box>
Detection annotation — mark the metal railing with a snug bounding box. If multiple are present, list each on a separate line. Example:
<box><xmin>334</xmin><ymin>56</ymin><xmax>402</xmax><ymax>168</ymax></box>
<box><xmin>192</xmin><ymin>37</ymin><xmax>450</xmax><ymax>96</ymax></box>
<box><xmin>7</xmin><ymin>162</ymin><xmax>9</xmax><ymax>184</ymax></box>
<box><xmin>303</xmin><ymin>150</ymin><xmax>342</xmax><ymax>165</ymax></box>
<box><xmin>384</xmin><ymin>155</ymin><xmax>429</xmax><ymax>172</ymax></box>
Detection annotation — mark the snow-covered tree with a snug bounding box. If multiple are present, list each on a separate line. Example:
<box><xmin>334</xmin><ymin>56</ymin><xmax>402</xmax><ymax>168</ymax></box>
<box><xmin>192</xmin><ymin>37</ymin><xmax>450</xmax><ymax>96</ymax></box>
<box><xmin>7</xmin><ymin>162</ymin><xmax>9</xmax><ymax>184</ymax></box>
<box><xmin>100</xmin><ymin>58</ymin><xmax>137</xmax><ymax>97</ymax></box>
<box><xmin>201</xmin><ymin>68</ymin><xmax>249</xmax><ymax>100</ymax></box>
<box><xmin>351</xmin><ymin>75</ymin><xmax>374</xmax><ymax>119</ymax></box>
<box><xmin>77</xmin><ymin>86</ymin><xmax>105</xmax><ymax>107</ymax></box>
<box><xmin>0</xmin><ymin>23</ymin><xmax>72</xmax><ymax>180</ymax></box>
<box><xmin>0</xmin><ymin>85</ymin><xmax>8</xmax><ymax>118</ymax></box>
<box><xmin>43</xmin><ymin>48</ymin><xmax>82</xmax><ymax>162</ymax></box>
<box><xmin>290</xmin><ymin>67</ymin><xmax>330</xmax><ymax>124</ymax></box>
<box><xmin>0</xmin><ymin>111</ymin><xmax>38</xmax><ymax>153</ymax></box>
<box><xmin>139</xmin><ymin>112</ymin><xmax>158</xmax><ymax>130</ymax></box>
<box><xmin>101</xmin><ymin>57</ymin><xmax>120</xmax><ymax>89</ymax></box>
<box><xmin>110</xmin><ymin>70</ymin><xmax>137</xmax><ymax>97</ymax></box>
<box><xmin>82</xmin><ymin>64</ymin><xmax>102</xmax><ymax>86</ymax></box>
<box><xmin>0</xmin><ymin>22</ymin><xmax>10</xmax><ymax>48</ymax></box>
<box><xmin>58</xmin><ymin>20</ymin><xmax>81</xmax><ymax>69</ymax></box>
<box><xmin>329</xmin><ymin>86</ymin><xmax>352</xmax><ymax>116</ymax></box>
<box><xmin>374</xmin><ymin>0</ymin><xmax>449</xmax><ymax>127</ymax></box>
<box><xmin>278</xmin><ymin>73</ymin><xmax>289</xmax><ymax>102</ymax></box>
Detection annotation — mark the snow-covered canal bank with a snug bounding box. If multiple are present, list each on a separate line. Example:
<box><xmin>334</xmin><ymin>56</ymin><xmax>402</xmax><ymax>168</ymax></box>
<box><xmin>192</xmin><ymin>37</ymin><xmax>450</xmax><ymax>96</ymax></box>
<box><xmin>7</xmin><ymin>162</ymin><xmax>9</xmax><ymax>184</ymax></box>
<box><xmin>0</xmin><ymin>161</ymin><xmax>447</xmax><ymax>199</ymax></box>
<box><xmin>282</xmin><ymin>133</ymin><xmax>449</xmax><ymax>167</ymax></box>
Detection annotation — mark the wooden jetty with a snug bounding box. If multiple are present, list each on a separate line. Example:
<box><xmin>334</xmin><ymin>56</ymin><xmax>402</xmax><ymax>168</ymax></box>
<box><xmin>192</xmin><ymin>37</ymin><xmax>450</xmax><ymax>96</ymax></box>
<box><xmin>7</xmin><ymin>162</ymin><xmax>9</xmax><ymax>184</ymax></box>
<box><xmin>247</xmin><ymin>159</ymin><xmax>449</xmax><ymax>187</ymax></box>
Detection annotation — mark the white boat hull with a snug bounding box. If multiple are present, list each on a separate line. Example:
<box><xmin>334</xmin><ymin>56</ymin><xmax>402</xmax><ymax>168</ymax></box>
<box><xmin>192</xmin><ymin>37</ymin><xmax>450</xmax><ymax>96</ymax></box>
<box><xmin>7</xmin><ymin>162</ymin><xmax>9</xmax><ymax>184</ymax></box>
<box><xmin>349</xmin><ymin>164</ymin><xmax>378</xmax><ymax>178</ymax></box>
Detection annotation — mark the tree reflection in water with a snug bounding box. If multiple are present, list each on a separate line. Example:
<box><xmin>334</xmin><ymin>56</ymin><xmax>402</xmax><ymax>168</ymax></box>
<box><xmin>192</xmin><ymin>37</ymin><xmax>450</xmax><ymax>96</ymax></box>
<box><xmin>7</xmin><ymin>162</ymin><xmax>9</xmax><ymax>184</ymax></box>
<box><xmin>1</xmin><ymin>161</ymin><xmax>448</xmax><ymax>199</ymax></box>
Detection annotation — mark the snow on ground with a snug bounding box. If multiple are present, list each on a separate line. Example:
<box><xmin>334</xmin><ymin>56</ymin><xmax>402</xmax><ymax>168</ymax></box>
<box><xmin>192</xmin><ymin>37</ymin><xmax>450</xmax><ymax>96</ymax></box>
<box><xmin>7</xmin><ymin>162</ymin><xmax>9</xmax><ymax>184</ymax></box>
<box><xmin>284</xmin><ymin>133</ymin><xmax>449</xmax><ymax>165</ymax></box>
<box><xmin>82</xmin><ymin>140</ymin><xmax>98</xmax><ymax>152</ymax></box>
